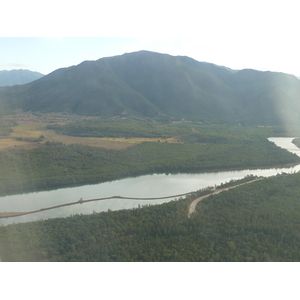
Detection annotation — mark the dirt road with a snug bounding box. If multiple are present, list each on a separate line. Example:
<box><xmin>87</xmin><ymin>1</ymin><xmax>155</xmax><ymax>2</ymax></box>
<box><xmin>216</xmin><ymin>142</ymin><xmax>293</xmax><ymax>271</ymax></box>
<box><xmin>188</xmin><ymin>178</ymin><xmax>262</xmax><ymax>218</ymax></box>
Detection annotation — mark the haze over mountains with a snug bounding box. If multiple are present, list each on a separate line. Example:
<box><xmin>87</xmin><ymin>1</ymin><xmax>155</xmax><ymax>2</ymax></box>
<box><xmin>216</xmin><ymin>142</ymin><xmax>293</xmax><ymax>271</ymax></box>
<box><xmin>0</xmin><ymin>50</ymin><xmax>300</xmax><ymax>126</ymax></box>
<box><xmin>0</xmin><ymin>69</ymin><xmax>44</xmax><ymax>87</ymax></box>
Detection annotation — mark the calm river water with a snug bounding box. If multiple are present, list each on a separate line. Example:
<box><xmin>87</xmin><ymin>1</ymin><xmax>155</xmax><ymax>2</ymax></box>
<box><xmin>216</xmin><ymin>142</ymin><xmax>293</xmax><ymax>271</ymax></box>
<box><xmin>1</xmin><ymin>137</ymin><xmax>300</xmax><ymax>226</ymax></box>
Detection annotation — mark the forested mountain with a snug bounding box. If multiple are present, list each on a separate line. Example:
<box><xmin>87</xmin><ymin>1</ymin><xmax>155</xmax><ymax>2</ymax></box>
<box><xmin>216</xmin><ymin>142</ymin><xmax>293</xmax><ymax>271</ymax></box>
<box><xmin>0</xmin><ymin>51</ymin><xmax>300</xmax><ymax>125</ymax></box>
<box><xmin>0</xmin><ymin>69</ymin><xmax>44</xmax><ymax>87</ymax></box>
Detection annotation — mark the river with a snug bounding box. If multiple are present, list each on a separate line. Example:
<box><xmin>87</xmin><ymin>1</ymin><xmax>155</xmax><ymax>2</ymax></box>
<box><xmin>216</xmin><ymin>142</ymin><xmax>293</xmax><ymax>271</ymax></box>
<box><xmin>0</xmin><ymin>137</ymin><xmax>299</xmax><ymax>226</ymax></box>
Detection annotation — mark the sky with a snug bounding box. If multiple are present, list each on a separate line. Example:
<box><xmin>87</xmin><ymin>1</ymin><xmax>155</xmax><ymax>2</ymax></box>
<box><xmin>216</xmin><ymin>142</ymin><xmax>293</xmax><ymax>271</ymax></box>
<box><xmin>1</xmin><ymin>0</ymin><xmax>300</xmax><ymax>76</ymax></box>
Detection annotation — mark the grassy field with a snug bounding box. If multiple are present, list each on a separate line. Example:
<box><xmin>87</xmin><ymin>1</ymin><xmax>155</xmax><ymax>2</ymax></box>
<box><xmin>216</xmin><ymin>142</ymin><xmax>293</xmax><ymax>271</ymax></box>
<box><xmin>0</xmin><ymin>112</ymin><xmax>181</xmax><ymax>150</ymax></box>
<box><xmin>2</xmin><ymin>111</ymin><xmax>295</xmax><ymax>152</ymax></box>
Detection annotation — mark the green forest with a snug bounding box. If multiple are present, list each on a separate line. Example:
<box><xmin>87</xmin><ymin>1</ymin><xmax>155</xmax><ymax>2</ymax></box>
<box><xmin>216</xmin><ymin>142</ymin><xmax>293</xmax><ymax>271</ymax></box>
<box><xmin>292</xmin><ymin>137</ymin><xmax>300</xmax><ymax>148</ymax></box>
<box><xmin>1</xmin><ymin>172</ymin><xmax>300</xmax><ymax>262</ymax></box>
<box><xmin>46</xmin><ymin>118</ymin><xmax>276</xmax><ymax>141</ymax></box>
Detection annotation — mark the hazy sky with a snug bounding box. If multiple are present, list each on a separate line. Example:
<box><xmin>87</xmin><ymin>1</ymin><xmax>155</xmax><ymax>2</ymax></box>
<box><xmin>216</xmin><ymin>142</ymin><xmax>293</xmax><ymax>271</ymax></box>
<box><xmin>1</xmin><ymin>1</ymin><xmax>299</xmax><ymax>76</ymax></box>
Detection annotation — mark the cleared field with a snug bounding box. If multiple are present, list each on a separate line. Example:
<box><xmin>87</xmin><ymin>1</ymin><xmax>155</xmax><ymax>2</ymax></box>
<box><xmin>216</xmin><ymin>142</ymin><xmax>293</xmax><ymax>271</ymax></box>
<box><xmin>44</xmin><ymin>130</ymin><xmax>135</xmax><ymax>149</ymax></box>
<box><xmin>0</xmin><ymin>113</ymin><xmax>181</xmax><ymax>150</ymax></box>
<box><xmin>0</xmin><ymin>126</ymin><xmax>135</xmax><ymax>150</ymax></box>
<box><xmin>0</xmin><ymin>137</ymin><xmax>40</xmax><ymax>150</ymax></box>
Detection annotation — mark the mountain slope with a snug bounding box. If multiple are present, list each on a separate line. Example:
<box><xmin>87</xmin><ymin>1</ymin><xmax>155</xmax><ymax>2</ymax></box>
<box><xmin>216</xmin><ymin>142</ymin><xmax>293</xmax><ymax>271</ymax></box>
<box><xmin>228</xmin><ymin>69</ymin><xmax>300</xmax><ymax>125</ymax></box>
<box><xmin>0</xmin><ymin>51</ymin><xmax>300</xmax><ymax>125</ymax></box>
<box><xmin>0</xmin><ymin>69</ymin><xmax>44</xmax><ymax>87</ymax></box>
<box><xmin>0</xmin><ymin>60</ymin><xmax>161</xmax><ymax>117</ymax></box>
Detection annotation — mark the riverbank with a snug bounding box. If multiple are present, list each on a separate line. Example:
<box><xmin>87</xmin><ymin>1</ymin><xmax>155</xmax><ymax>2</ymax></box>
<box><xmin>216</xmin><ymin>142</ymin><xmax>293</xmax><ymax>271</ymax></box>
<box><xmin>1</xmin><ymin>160</ymin><xmax>299</xmax><ymax>199</ymax></box>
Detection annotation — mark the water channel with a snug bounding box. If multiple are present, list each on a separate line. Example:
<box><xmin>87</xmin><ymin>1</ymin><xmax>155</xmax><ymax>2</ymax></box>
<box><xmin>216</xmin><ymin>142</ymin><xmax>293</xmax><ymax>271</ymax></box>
<box><xmin>1</xmin><ymin>137</ymin><xmax>300</xmax><ymax>226</ymax></box>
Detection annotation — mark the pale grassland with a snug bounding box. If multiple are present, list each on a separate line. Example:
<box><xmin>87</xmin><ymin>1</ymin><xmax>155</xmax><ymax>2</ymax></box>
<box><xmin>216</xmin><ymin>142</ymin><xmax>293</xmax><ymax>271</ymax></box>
<box><xmin>0</xmin><ymin>137</ymin><xmax>40</xmax><ymax>150</ymax></box>
<box><xmin>0</xmin><ymin>112</ymin><xmax>181</xmax><ymax>150</ymax></box>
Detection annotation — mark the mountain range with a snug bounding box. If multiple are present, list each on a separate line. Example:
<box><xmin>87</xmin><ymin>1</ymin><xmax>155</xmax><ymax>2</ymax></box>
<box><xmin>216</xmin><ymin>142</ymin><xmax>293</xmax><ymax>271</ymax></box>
<box><xmin>0</xmin><ymin>50</ymin><xmax>300</xmax><ymax>126</ymax></box>
<box><xmin>0</xmin><ymin>69</ymin><xmax>44</xmax><ymax>87</ymax></box>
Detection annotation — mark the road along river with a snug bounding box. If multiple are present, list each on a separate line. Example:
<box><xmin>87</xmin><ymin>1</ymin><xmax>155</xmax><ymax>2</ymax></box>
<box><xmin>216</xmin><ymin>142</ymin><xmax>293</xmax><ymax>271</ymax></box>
<box><xmin>187</xmin><ymin>178</ymin><xmax>263</xmax><ymax>218</ymax></box>
<box><xmin>0</xmin><ymin>137</ymin><xmax>299</xmax><ymax>226</ymax></box>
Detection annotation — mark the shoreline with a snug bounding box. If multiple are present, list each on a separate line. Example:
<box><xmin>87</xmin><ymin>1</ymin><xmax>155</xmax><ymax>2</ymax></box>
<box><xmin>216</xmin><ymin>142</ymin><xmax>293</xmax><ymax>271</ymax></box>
<box><xmin>0</xmin><ymin>161</ymin><xmax>299</xmax><ymax>198</ymax></box>
<box><xmin>0</xmin><ymin>212</ymin><xmax>25</xmax><ymax>217</ymax></box>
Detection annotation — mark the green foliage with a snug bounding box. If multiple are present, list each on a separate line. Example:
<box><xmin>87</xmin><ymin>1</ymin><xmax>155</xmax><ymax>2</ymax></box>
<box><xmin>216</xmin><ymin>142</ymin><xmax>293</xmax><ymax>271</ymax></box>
<box><xmin>216</xmin><ymin>174</ymin><xmax>260</xmax><ymax>189</ymax></box>
<box><xmin>0</xmin><ymin>118</ymin><xmax>15</xmax><ymax>136</ymax></box>
<box><xmin>2</xmin><ymin>172</ymin><xmax>300</xmax><ymax>261</ymax></box>
<box><xmin>271</xmin><ymin>126</ymin><xmax>300</xmax><ymax>137</ymax></box>
<box><xmin>15</xmin><ymin>135</ymin><xmax>45</xmax><ymax>143</ymax></box>
<box><xmin>292</xmin><ymin>137</ymin><xmax>300</xmax><ymax>148</ymax></box>
<box><xmin>47</xmin><ymin>119</ymin><xmax>185</xmax><ymax>138</ymax></box>
<box><xmin>47</xmin><ymin>120</ymin><xmax>276</xmax><ymax>144</ymax></box>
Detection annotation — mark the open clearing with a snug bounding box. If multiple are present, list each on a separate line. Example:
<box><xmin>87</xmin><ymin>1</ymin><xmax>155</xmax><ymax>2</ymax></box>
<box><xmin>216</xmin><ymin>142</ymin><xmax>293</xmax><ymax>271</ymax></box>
<box><xmin>0</xmin><ymin>112</ymin><xmax>180</xmax><ymax>150</ymax></box>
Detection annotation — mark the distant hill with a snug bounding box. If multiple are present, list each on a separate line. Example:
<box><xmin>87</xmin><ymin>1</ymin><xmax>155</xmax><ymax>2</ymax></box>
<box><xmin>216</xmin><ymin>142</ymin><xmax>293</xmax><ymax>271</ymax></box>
<box><xmin>0</xmin><ymin>51</ymin><xmax>300</xmax><ymax>126</ymax></box>
<box><xmin>0</xmin><ymin>69</ymin><xmax>44</xmax><ymax>87</ymax></box>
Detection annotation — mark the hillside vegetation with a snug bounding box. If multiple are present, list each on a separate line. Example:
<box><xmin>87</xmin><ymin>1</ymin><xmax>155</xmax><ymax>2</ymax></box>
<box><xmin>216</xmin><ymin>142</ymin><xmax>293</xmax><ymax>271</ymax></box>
<box><xmin>1</xmin><ymin>51</ymin><xmax>300</xmax><ymax>125</ymax></box>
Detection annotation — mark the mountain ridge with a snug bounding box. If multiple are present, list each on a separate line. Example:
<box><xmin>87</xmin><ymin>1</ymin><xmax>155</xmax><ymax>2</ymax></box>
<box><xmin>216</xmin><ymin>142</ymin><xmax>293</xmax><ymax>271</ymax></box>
<box><xmin>0</xmin><ymin>50</ymin><xmax>300</xmax><ymax>125</ymax></box>
<box><xmin>0</xmin><ymin>69</ymin><xmax>44</xmax><ymax>87</ymax></box>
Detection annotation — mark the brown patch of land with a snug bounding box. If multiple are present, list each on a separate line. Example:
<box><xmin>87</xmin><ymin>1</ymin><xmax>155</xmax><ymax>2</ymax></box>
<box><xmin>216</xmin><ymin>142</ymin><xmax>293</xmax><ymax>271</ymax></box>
<box><xmin>0</xmin><ymin>112</ymin><xmax>181</xmax><ymax>150</ymax></box>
